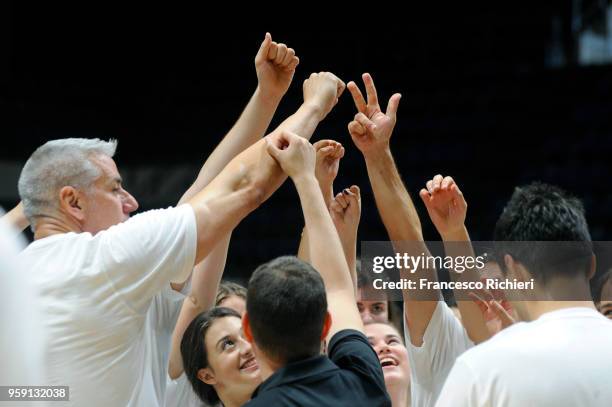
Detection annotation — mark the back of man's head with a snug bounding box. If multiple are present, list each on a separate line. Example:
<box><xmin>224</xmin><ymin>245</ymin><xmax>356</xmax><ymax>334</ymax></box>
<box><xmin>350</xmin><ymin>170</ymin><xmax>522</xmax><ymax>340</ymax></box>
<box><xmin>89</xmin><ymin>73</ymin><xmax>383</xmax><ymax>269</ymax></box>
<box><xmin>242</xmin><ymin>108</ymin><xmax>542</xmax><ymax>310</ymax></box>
<box><xmin>494</xmin><ymin>182</ymin><xmax>592</xmax><ymax>283</ymax></box>
<box><xmin>247</xmin><ymin>255</ymin><xmax>327</xmax><ymax>364</ymax></box>
<box><xmin>18</xmin><ymin>138</ymin><xmax>117</xmax><ymax>229</ymax></box>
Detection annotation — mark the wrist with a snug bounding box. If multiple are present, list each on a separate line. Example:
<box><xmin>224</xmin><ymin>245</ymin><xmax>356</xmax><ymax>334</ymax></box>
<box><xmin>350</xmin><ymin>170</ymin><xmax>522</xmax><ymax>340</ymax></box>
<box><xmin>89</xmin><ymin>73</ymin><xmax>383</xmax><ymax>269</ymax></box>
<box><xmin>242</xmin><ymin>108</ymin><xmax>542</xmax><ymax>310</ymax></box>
<box><xmin>301</xmin><ymin>101</ymin><xmax>325</xmax><ymax>121</ymax></box>
<box><xmin>254</xmin><ymin>86</ymin><xmax>283</xmax><ymax>107</ymax></box>
<box><xmin>441</xmin><ymin>225</ymin><xmax>469</xmax><ymax>242</ymax></box>
<box><xmin>317</xmin><ymin>180</ymin><xmax>334</xmax><ymax>205</ymax></box>
<box><xmin>363</xmin><ymin>145</ymin><xmax>393</xmax><ymax>165</ymax></box>
<box><xmin>292</xmin><ymin>172</ymin><xmax>318</xmax><ymax>189</ymax></box>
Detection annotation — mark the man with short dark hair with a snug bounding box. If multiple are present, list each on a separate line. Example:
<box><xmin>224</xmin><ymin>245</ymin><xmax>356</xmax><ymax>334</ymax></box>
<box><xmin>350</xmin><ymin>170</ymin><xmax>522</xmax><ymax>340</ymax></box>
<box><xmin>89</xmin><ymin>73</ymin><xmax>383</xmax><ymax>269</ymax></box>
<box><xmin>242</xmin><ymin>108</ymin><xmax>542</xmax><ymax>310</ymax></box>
<box><xmin>436</xmin><ymin>182</ymin><xmax>612</xmax><ymax>407</ymax></box>
<box><xmin>242</xmin><ymin>131</ymin><xmax>391</xmax><ymax>406</ymax></box>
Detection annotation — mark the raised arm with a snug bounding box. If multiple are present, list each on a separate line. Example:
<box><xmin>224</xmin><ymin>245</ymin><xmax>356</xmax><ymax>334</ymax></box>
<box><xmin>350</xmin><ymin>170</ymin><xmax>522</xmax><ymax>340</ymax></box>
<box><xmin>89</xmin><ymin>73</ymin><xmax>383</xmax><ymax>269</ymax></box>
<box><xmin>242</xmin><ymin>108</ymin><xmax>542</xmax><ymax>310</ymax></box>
<box><xmin>297</xmin><ymin>139</ymin><xmax>344</xmax><ymax>262</ymax></box>
<box><xmin>419</xmin><ymin>175</ymin><xmax>490</xmax><ymax>343</ymax></box>
<box><xmin>329</xmin><ymin>185</ymin><xmax>361</xmax><ymax>293</ymax></box>
<box><xmin>168</xmin><ymin>33</ymin><xmax>301</xmax><ymax>378</ymax></box>
<box><xmin>346</xmin><ymin>73</ymin><xmax>438</xmax><ymax>345</ymax></box>
<box><xmin>178</xmin><ymin>33</ymin><xmax>299</xmax><ymax>205</ymax></box>
<box><xmin>268</xmin><ymin>131</ymin><xmax>363</xmax><ymax>338</ymax></box>
<box><xmin>188</xmin><ymin>72</ymin><xmax>345</xmax><ymax>265</ymax></box>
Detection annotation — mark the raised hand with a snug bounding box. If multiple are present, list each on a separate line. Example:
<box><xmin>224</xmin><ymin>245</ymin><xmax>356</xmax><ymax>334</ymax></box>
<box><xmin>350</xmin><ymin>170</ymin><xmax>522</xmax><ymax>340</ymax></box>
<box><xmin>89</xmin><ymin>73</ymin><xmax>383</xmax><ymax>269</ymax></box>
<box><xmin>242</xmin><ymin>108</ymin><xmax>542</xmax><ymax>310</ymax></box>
<box><xmin>329</xmin><ymin>185</ymin><xmax>361</xmax><ymax>242</ymax></box>
<box><xmin>266</xmin><ymin>130</ymin><xmax>315</xmax><ymax>180</ymax></box>
<box><xmin>419</xmin><ymin>175</ymin><xmax>467</xmax><ymax>239</ymax></box>
<box><xmin>347</xmin><ymin>73</ymin><xmax>401</xmax><ymax>155</ymax></box>
<box><xmin>469</xmin><ymin>291</ymin><xmax>516</xmax><ymax>333</ymax></box>
<box><xmin>303</xmin><ymin>72</ymin><xmax>346</xmax><ymax>120</ymax></box>
<box><xmin>313</xmin><ymin>139</ymin><xmax>344</xmax><ymax>204</ymax></box>
<box><xmin>255</xmin><ymin>33</ymin><xmax>300</xmax><ymax>102</ymax></box>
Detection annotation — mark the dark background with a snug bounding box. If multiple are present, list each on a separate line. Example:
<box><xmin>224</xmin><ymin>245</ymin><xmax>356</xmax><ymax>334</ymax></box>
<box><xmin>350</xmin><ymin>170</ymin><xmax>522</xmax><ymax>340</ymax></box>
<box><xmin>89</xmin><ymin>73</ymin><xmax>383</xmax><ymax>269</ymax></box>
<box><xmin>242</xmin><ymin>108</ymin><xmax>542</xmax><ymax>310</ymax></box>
<box><xmin>1</xmin><ymin>2</ymin><xmax>611</xmax><ymax>283</ymax></box>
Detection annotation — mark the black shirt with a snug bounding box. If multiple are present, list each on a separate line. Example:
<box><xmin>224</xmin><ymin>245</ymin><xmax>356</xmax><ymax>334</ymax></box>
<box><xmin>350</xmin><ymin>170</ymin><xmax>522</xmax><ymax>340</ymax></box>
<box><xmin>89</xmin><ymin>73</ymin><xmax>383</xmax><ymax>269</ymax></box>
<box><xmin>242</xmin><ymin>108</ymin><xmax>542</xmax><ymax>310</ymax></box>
<box><xmin>244</xmin><ymin>329</ymin><xmax>391</xmax><ymax>406</ymax></box>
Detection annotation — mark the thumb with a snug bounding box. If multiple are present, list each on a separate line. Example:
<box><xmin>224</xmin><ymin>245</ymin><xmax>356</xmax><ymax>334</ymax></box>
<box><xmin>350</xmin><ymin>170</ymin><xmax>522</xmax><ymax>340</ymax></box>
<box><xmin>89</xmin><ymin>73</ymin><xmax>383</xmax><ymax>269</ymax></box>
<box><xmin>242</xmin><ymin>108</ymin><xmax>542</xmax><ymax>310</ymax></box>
<box><xmin>317</xmin><ymin>146</ymin><xmax>335</xmax><ymax>157</ymax></box>
<box><xmin>256</xmin><ymin>32</ymin><xmax>272</xmax><ymax>62</ymax></box>
<box><xmin>386</xmin><ymin>93</ymin><xmax>402</xmax><ymax>121</ymax></box>
<box><xmin>265</xmin><ymin>138</ymin><xmax>282</xmax><ymax>162</ymax></box>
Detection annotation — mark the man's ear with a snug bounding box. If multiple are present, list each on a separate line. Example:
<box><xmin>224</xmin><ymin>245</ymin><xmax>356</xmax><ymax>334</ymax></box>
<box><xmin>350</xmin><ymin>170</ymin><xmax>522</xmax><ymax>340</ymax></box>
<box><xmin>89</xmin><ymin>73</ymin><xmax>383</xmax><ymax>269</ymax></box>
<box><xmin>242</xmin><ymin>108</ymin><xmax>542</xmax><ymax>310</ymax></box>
<box><xmin>321</xmin><ymin>311</ymin><xmax>332</xmax><ymax>340</ymax></box>
<box><xmin>197</xmin><ymin>368</ymin><xmax>216</xmax><ymax>386</ymax></box>
<box><xmin>242</xmin><ymin>313</ymin><xmax>253</xmax><ymax>343</ymax></box>
<box><xmin>588</xmin><ymin>254</ymin><xmax>597</xmax><ymax>281</ymax></box>
<box><xmin>59</xmin><ymin>186</ymin><xmax>86</xmax><ymax>222</ymax></box>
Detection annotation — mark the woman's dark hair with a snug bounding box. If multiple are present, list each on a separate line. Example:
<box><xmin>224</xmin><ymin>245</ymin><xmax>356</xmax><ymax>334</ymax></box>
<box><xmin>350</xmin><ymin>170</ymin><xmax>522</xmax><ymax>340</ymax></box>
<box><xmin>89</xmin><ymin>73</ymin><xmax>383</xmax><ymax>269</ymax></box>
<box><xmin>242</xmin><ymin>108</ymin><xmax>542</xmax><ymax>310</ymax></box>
<box><xmin>181</xmin><ymin>307</ymin><xmax>241</xmax><ymax>405</ymax></box>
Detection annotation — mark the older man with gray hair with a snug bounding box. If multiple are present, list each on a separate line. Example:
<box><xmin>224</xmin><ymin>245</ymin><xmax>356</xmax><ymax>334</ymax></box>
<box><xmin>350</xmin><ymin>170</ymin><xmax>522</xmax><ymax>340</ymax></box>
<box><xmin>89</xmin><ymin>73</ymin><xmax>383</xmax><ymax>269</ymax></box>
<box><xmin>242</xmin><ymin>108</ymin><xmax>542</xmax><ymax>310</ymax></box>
<box><xmin>17</xmin><ymin>69</ymin><xmax>345</xmax><ymax>406</ymax></box>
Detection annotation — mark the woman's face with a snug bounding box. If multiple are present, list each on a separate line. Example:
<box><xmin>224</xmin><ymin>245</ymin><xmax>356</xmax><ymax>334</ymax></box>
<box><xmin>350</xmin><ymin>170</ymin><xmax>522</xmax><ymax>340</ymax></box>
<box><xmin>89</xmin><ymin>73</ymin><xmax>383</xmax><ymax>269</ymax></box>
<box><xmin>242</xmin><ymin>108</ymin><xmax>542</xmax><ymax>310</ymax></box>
<box><xmin>201</xmin><ymin>316</ymin><xmax>261</xmax><ymax>404</ymax></box>
<box><xmin>365</xmin><ymin>323</ymin><xmax>410</xmax><ymax>387</ymax></box>
<box><xmin>357</xmin><ymin>289</ymin><xmax>389</xmax><ymax>323</ymax></box>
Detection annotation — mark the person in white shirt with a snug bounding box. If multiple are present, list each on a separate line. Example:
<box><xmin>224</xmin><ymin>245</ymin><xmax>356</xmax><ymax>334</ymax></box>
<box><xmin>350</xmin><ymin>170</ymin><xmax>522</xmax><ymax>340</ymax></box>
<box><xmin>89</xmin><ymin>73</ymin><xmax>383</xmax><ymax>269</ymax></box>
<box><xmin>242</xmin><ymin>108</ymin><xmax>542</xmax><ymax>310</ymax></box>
<box><xmin>436</xmin><ymin>182</ymin><xmax>612</xmax><ymax>407</ymax></box>
<box><xmin>17</xmin><ymin>65</ymin><xmax>345</xmax><ymax>405</ymax></box>
<box><xmin>0</xmin><ymin>211</ymin><xmax>45</xmax><ymax>407</ymax></box>
<box><xmin>165</xmin><ymin>282</ymin><xmax>248</xmax><ymax>407</ymax></box>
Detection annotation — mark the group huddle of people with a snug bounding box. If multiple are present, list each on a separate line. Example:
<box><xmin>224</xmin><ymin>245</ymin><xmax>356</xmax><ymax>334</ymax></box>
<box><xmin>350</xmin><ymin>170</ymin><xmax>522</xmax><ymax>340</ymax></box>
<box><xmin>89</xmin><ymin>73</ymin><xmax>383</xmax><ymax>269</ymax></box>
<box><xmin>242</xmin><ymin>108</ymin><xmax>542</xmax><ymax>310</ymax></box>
<box><xmin>1</xmin><ymin>33</ymin><xmax>612</xmax><ymax>407</ymax></box>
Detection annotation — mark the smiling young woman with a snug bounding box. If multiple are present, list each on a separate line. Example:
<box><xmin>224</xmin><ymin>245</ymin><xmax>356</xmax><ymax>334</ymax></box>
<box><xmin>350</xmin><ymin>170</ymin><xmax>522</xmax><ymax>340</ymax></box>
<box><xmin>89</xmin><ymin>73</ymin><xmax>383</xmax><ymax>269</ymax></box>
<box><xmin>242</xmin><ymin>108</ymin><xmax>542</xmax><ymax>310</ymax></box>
<box><xmin>181</xmin><ymin>307</ymin><xmax>262</xmax><ymax>407</ymax></box>
<box><xmin>365</xmin><ymin>322</ymin><xmax>411</xmax><ymax>407</ymax></box>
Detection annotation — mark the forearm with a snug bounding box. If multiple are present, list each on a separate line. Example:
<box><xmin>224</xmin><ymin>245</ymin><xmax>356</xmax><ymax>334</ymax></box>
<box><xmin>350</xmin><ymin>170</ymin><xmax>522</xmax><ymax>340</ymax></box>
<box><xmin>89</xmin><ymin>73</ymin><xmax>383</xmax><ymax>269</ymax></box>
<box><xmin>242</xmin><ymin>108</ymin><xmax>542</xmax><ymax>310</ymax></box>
<box><xmin>297</xmin><ymin>227</ymin><xmax>310</xmax><ymax>263</ymax></box>
<box><xmin>2</xmin><ymin>202</ymin><xmax>28</xmax><ymax>233</ymax></box>
<box><xmin>363</xmin><ymin>148</ymin><xmax>435</xmax><ymax>286</ymax></box>
<box><xmin>364</xmin><ymin>148</ymin><xmax>424</xmax><ymax>242</ymax></box>
<box><xmin>188</xmin><ymin>104</ymin><xmax>322</xmax><ymax>264</ymax></box>
<box><xmin>317</xmin><ymin>181</ymin><xmax>334</xmax><ymax>208</ymax></box>
<box><xmin>168</xmin><ymin>234</ymin><xmax>231</xmax><ymax>379</ymax></box>
<box><xmin>294</xmin><ymin>175</ymin><xmax>362</xmax><ymax>336</ymax></box>
<box><xmin>341</xmin><ymin>234</ymin><xmax>358</xmax><ymax>293</ymax></box>
<box><xmin>179</xmin><ymin>88</ymin><xmax>281</xmax><ymax>205</ymax></box>
<box><xmin>443</xmin><ymin>226</ymin><xmax>491</xmax><ymax>343</ymax></box>
<box><xmin>294</xmin><ymin>176</ymin><xmax>353</xmax><ymax>295</ymax></box>
<box><xmin>363</xmin><ymin>149</ymin><xmax>440</xmax><ymax>343</ymax></box>
<box><xmin>299</xmin><ymin>177</ymin><xmax>334</xmax><ymax>263</ymax></box>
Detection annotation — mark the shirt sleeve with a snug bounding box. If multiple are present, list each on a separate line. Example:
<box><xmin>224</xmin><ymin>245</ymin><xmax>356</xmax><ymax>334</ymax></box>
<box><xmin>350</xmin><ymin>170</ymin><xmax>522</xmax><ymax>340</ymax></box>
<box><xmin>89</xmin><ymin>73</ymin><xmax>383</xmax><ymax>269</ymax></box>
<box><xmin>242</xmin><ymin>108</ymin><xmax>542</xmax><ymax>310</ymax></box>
<box><xmin>404</xmin><ymin>301</ymin><xmax>474</xmax><ymax>387</ymax></box>
<box><xmin>328</xmin><ymin>329</ymin><xmax>389</xmax><ymax>398</ymax></box>
<box><xmin>95</xmin><ymin>204</ymin><xmax>197</xmax><ymax>315</ymax></box>
<box><xmin>434</xmin><ymin>357</ymin><xmax>482</xmax><ymax>407</ymax></box>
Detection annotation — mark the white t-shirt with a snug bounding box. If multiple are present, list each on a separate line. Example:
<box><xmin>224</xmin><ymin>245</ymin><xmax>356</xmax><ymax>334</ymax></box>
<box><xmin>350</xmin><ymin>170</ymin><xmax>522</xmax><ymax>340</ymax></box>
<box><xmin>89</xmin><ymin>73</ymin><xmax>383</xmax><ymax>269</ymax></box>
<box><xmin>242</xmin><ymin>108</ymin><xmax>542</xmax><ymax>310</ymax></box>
<box><xmin>1</xmin><ymin>214</ymin><xmax>45</xmax><ymax>406</ymax></box>
<box><xmin>435</xmin><ymin>307</ymin><xmax>612</xmax><ymax>407</ymax></box>
<box><xmin>404</xmin><ymin>301</ymin><xmax>474</xmax><ymax>407</ymax></box>
<box><xmin>166</xmin><ymin>372</ymin><xmax>211</xmax><ymax>407</ymax></box>
<box><xmin>19</xmin><ymin>205</ymin><xmax>197</xmax><ymax>407</ymax></box>
<box><xmin>134</xmin><ymin>283</ymin><xmax>189</xmax><ymax>406</ymax></box>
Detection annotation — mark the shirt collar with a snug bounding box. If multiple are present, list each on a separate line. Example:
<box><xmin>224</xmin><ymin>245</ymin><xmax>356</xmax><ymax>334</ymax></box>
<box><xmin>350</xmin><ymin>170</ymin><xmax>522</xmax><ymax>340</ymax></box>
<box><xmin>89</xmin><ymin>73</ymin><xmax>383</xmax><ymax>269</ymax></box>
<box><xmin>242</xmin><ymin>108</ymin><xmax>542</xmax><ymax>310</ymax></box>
<box><xmin>252</xmin><ymin>355</ymin><xmax>338</xmax><ymax>397</ymax></box>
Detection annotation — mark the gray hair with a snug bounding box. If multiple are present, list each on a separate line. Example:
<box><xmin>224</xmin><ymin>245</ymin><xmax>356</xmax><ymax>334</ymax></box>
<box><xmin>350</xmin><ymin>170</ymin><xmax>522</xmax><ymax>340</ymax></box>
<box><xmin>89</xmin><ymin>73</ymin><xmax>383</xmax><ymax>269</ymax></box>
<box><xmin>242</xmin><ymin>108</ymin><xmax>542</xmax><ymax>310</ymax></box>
<box><xmin>18</xmin><ymin>138</ymin><xmax>118</xmax><ymax>229</ymax></box>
